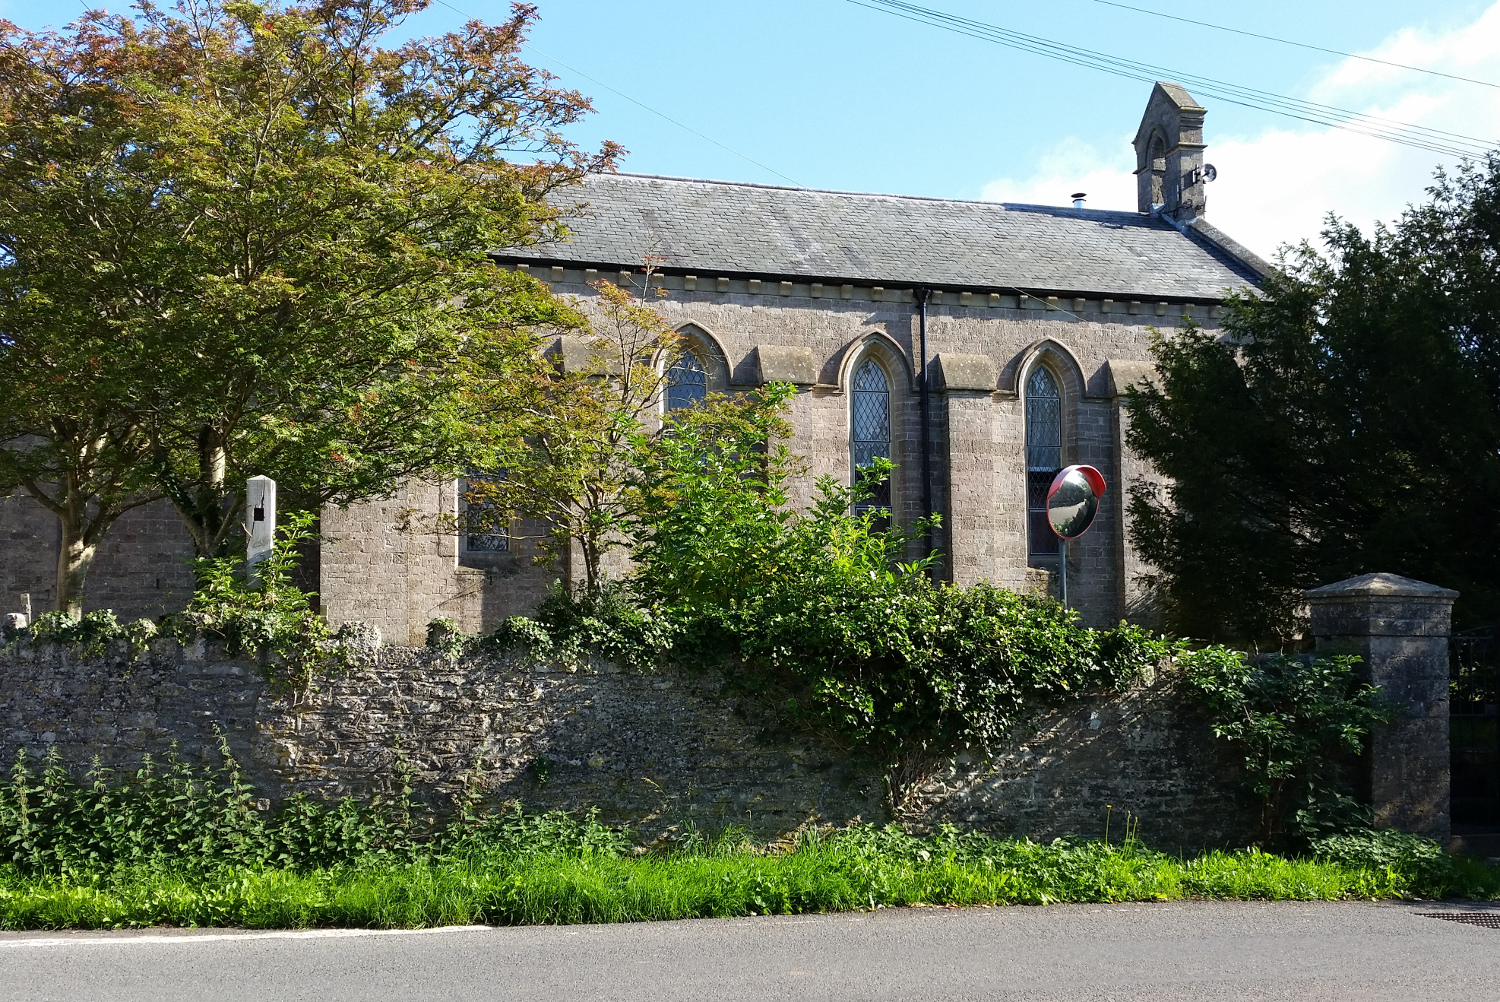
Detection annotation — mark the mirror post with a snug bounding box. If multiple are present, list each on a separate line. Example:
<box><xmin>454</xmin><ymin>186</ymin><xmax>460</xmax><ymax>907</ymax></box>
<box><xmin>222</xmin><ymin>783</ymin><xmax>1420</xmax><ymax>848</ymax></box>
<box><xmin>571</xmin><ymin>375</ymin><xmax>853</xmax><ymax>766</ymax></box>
<box><xmin>1059</xmin><ymin>539</ymin><xmax>1068</xmax><ymax>609</ymax></box>
<box><xmin>1046</xmin><ymin>465</ymin><xmax>1106</xmax><ymax>612</ymax></box>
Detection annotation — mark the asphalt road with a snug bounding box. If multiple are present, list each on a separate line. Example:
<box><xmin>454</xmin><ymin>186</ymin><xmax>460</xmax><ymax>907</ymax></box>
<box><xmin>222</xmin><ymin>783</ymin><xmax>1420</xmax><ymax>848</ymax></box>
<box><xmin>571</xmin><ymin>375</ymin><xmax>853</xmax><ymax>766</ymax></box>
<box><xmin>2</xmin><ymin>901</ymin><xmax>1496</xmax><ymax>1001</ymax></box>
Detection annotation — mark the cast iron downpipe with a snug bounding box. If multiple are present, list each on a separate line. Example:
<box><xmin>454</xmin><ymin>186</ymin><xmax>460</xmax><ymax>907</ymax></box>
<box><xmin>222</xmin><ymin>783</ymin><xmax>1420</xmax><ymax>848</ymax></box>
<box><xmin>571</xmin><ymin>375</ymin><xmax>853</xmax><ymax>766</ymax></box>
<box><xmin>912</xmin><ymin>287</ymin><xmax>934</xmax><ymax>564</ymax></box>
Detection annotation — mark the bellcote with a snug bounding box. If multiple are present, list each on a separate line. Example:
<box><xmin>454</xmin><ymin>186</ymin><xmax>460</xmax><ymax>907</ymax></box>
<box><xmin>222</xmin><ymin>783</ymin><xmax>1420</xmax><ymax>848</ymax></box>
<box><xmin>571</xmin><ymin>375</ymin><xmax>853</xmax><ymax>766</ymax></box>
<box><xmin>1133</xmin><ymin>82</ymin><xmax>1208</xmax><ymax>220</ymax></box>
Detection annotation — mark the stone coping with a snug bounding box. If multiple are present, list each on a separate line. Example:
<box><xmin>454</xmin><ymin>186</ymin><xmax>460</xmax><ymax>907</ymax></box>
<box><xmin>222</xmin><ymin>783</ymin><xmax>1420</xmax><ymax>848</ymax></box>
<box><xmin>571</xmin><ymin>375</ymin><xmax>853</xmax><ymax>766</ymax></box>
<box><xmin>1306</xmin><ymin>572</ymin><xmax>1459</xmax><ymax>602</ymax></box>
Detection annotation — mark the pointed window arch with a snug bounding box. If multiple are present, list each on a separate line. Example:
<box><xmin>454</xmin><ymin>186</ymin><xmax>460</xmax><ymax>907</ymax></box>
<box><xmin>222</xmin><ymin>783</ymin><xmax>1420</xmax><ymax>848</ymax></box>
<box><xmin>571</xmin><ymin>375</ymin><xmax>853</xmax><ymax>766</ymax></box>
<box><xmin>1026</xmin><ymin>365</ymin><xmax>1062</xmax><ymax>559</ymax></box>
<box><xmin>665</xmin><ymin>352</ymin><xmax>707</xmax><ymax>411</ymax></box>
<box><xmin>851</xmin><ymin>357</ymin><xmax>892</xmax><ymax>515</ymax></box>
<box><xmin>1148</xmin><ymin>132</ymin><xmax>1167</xmax><ymax>208</ymax></box>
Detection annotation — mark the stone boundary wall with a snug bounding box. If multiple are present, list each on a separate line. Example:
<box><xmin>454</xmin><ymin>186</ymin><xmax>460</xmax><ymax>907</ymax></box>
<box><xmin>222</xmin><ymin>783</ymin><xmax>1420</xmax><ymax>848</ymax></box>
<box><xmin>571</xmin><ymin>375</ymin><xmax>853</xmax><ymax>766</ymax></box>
<box><xmin>0</xmin><ymin>640</ymin><xmax>1255</xmax><ymax>849</ymax></box>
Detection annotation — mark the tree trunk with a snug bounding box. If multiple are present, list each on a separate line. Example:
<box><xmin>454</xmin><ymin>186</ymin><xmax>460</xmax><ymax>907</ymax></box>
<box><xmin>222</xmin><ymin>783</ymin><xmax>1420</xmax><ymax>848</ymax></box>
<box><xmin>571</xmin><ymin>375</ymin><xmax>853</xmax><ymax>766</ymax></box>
<box><xmin>55</xmin><ymin>516</ymin><xmax>97</xmax><ymax>619</ymax></box>
<box><xmin>198</xmin><ymin>426</ymin><xmax>229</xmax><ymax>554</ymax></box>
<box><xmin>168</xmin><ymin>426</ymin><xmax>239</xmax><ymax>558</ymax></box>
<box><xmin>581</xmin><ymin>534</ymin><xmax>600</xmax><ymax>597</ymax></box>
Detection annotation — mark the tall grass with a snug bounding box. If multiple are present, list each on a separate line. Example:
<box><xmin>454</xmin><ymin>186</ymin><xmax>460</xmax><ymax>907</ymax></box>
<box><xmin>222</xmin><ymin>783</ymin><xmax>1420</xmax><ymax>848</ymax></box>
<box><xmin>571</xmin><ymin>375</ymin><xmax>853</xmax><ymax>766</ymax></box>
<box><xmin>2</xmin><ymin>825</ymin><xmax>1496</xmax><ymax>931</ymax></box>
<box><xmin>1</xmin><ymin>749</ymin><xmax>1494</xmax><ymax>931</ymax></box>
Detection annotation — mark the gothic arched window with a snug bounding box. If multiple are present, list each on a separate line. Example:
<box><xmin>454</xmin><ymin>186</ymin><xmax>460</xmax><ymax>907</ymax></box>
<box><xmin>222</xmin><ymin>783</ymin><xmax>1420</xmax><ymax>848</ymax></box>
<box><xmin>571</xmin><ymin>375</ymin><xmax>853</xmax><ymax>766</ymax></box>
<box><xmin>666</xmin><ymin>352</ymin><xmax>707</xmax><ymax>411</ymax></box>
<box><xmin>851</xmin><ymin>358</ymin><xmax>892</xmax><ymax>515</ymax></box>
<box><xmin>1026</xmin><ymin>366</ymin><xmax>1062</xmax><ymax>559</ymax></box>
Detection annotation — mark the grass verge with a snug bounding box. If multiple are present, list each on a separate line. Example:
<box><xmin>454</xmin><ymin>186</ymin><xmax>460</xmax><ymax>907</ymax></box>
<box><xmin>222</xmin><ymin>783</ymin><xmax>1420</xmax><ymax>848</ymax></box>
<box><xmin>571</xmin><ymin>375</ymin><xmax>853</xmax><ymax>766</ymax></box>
<box><xmin>3</xmin><ymin>826</ymin><xmax>1496</xmax><ymax>931</ymax></box>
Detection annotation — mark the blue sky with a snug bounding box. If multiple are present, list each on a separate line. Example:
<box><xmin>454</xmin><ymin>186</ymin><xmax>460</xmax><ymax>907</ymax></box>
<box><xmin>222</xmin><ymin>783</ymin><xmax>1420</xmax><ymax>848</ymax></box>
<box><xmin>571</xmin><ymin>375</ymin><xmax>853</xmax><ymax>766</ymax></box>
<box><xmin>6</xmin><ymin>0</ymin><xmax>1498</xmax><ymax>257</ymax></box>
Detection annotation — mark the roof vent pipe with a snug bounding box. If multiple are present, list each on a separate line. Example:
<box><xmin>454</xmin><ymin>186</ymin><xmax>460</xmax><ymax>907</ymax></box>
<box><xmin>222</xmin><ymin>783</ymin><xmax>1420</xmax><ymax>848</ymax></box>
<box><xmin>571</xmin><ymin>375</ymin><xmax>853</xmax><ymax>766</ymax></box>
<box><xmin>1071</xmin><ymin>192</ymin><xmax>1087</xmax><ymax>209</ymax></box>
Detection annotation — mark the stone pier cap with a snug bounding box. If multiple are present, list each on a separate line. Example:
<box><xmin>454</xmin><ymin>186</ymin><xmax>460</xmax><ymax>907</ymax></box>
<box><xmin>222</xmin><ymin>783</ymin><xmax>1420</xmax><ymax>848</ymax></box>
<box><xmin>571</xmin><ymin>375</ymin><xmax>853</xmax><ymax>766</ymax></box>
<box><xmin>1306</xmin><ymin>572</ymin><xmax>1458</xmax><ymax>637</ymax></box>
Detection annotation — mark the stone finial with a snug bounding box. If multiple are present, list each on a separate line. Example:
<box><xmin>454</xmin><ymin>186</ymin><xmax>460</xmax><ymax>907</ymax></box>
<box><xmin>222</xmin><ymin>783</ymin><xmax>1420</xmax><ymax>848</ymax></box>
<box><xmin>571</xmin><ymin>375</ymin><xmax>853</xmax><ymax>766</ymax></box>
<box><xmin>2</xmin><ymin>612</ymin><xmax>28</xmax><ymax>641</ymax></box>
<box><xmin>1133</xmin><ymin>81</ymin><xmax>1208</xmax><ymax>218</ymax></box>
<box><xmin>752</xmin><ymin>345</ymin><xmax>817</xmax><ymax>386</ymax></box>
<box><xmin>336</xmin><ymin>621</ymin><xmax>382</xmax><ymax>652</ymax></box>
<box><xmin>336</xmin><ymin>621</ymin><xmax>382</xmax><ymax>666</ymax></box>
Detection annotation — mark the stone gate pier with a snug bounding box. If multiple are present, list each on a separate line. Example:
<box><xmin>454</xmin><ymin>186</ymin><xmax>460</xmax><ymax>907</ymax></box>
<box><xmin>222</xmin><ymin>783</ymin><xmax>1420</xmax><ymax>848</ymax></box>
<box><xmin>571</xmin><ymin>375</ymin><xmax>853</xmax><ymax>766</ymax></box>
<box><xmin>1306</xmin><ymin>572</ymin><xmax>1456</xmax><ymax>844</ymax></box>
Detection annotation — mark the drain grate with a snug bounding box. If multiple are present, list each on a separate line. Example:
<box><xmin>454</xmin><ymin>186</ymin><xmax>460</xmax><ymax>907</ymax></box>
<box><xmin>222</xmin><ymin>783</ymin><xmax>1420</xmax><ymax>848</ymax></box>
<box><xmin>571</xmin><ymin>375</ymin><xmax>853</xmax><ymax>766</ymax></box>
<box><xmin>1420</xmin><ymin>912</ymin><xmax>1500</xmax><ymax>928</ymax></box>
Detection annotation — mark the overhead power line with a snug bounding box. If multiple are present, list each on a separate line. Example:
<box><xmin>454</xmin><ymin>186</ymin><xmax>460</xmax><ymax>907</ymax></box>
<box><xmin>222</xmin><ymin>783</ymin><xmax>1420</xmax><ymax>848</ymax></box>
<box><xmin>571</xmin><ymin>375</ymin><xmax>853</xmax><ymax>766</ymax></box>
<box><xmin>848</xmin><ymin>0</ymin><xmax>1498</xmax><ymax>159</ymax></box>
<box><xmin>521</xmin><ymin>43</ymin><xmax>802</xmax><ymax>186</ymax></box>
<box><xmin>1088</xmin><ymin>0</ymin><xmax>1500</xmax><ymax>91</ymax></box>
<box><xmin>430</xmin><ymin>0</ymin><xmax>801</xmax><ymax>185</ymax></box>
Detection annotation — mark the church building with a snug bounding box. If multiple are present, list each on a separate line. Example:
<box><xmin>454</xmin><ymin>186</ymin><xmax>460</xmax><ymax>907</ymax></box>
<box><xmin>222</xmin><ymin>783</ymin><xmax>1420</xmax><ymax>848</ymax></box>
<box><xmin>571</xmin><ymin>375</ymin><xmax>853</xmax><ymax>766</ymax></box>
<box><xmin>2</xmin><ymin>83</ymin><xmax>1266</xmax><ymax>643</ymax></box>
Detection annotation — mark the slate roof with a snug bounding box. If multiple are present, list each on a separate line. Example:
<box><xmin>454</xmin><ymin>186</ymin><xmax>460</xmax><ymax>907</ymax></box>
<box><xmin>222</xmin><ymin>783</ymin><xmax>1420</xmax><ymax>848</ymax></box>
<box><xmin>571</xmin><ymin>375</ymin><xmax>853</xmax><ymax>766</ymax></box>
<box><xmin>509</xmin><ymin>173</ymin><xmax>1263</xmax><ymax>302</ymax></box>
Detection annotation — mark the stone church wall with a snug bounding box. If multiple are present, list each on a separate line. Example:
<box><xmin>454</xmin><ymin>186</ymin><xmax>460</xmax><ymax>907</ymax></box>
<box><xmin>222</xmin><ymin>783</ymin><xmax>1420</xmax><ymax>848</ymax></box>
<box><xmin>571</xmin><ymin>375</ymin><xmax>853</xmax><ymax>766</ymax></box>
<box><xmin>318</xmin><ymin>480</ymin><xmax>563</xmax><ymax>646</ymax></box>
<box><xmin>314</xmin><ymin>275</ymin><xmax>1208</xmax><ymax>636</ymax></box>
<box><xmin>2</xmin><ymin>494</ymin><xmax>196</xmax><ymax>622</ymax></box>
<box><xmin>0</xmin><ymin>639</ymin><xmax>1256</xmax><ymax>851</ymax></box>
<box><xmin>0</xmin><ymin>275</ymin><xmax>1200</xmax><ymax>634</ymax></box>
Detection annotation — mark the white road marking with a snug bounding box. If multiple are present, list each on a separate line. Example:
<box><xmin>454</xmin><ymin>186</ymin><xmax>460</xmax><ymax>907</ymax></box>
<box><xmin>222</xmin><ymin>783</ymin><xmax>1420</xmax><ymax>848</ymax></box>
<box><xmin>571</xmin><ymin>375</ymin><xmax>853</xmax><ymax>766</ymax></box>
<box><xmin>0</xmin><ymin>925</ymin><xmax>493</xmax><ymax>948</ymax></box>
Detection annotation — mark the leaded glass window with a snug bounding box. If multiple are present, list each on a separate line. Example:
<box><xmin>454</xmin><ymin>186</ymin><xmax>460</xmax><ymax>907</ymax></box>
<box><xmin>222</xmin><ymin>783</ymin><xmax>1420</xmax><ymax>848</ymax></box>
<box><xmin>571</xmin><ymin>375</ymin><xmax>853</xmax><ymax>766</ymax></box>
<box><xmin>1026</xmin><ymin>367</ymin><xmax>1062</xmax><ymax>558</ymax></box>
<box><xmin>460</xmin><ymin>472</ymin><xmax>509</xmax><ymax>553</ymax></box>
<box><xmin>666</xmin><ymin>352</ymin><xmax>707</xmax><ymax>411</ymax></box>
<box><xmin>851</xmin><ymin>358</ymin><xmax>892</xmax><ymax>515</ymax></box>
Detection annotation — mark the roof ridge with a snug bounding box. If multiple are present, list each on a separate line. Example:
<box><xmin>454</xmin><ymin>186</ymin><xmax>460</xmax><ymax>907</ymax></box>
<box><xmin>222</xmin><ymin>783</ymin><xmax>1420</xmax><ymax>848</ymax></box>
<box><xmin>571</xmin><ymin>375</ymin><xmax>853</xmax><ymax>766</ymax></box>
<box><xmin>602</xmin><ymin>171</ymin><xmax>1149</xmax><ymax>219</ymax></box>
<box><xmin>519</xmin><ymin>172</ymin><xmax>1262</xmax><ymax>300</ymax></box>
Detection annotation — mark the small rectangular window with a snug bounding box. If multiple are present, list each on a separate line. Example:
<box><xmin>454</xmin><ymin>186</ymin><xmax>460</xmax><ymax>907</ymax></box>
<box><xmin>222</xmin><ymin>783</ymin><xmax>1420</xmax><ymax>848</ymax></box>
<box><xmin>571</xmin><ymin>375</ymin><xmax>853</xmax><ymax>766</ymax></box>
<box><xmin>459</xmin><ymin>473</ymin><xmax>509</xmax><ymax>553</ymax></box>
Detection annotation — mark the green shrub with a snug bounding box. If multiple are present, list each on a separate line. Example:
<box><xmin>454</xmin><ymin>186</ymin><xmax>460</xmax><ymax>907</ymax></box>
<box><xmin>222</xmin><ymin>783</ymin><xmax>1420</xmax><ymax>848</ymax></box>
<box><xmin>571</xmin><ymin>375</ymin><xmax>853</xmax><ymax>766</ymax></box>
<box><xmin>160</xmin><ymin>512</ymin><xmax>348</xmax><ymax>689</ymax></box>
<box><xmin>622</xmin><ymin>385</ymin><xmax>1171</xmax><ymax>804</ymax></box>
<box><xmin>1181</xmin><ymin>647</ymin><xmax>1395</xmax><ymax>846</ymax></box>
<box><xmin>19</xmin><ymin>610</ymin><xmax>157</xmax><ymax>659</ymax></box>
<box><xmin>1309</xmin><ymin>828</ymin><xmax>1500</xmax><ymax>899</ymax></box>
<box><xmin>530</xmin><ymin>581</ymin><xmax>678</xmax><ymax>672</ymax></box>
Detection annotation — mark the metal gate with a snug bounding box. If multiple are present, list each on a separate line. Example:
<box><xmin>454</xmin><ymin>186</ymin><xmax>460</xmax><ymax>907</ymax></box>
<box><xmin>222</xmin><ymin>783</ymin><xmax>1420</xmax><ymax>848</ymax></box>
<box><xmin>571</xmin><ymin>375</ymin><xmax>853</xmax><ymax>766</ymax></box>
<box><xmin>1450</xmin><ymin>628</ymin><xmax>1500</xmax><ymax>827</ymax></box>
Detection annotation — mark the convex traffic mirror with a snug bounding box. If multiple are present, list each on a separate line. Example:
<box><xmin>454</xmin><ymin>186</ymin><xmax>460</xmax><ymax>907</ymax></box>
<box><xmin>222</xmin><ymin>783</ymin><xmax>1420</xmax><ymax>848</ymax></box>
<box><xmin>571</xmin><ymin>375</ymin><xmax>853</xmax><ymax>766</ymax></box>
<box><xmin>1046</xmin><ymin>465</ymin><xmax>1107</xmax><ymax>539</ymax></box>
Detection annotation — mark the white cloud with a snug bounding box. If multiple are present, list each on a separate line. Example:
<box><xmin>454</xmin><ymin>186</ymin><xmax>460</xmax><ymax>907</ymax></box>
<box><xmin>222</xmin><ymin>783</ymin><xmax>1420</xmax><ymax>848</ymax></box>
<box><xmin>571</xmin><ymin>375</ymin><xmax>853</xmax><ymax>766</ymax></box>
<box><xmin>981</xmin><ymin>3</ymin><xmax>1500</xmax><ymax>261</ymax></box>
<box><xmin>979</xmin><ymin>136</ymin><xmax>1138</xmax><ymax>210</ymax></box>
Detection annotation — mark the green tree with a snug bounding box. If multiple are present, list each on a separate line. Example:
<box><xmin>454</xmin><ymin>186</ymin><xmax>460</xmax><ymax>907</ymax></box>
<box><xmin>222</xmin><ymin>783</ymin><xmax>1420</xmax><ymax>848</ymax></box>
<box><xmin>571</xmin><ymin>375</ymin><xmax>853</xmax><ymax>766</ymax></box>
<box><xmin>0</xmin><ymin>1</ymin><xmax>612</xmax><ymax>612</ymax></box>
<box><xmin>470</xmin><ymin>278</ymin><xmax>683</xmax><ymax>595</ymax></box>
<box><xmin>0</xmin><ymin>12</ymin><xmax>172</xmax><ymax>616</ymax></box>
<box><xmin>1127</xmin><ymin>158</ymin><xmax>1500</xmax><ymax>642</ymax></box>
<box><xmin>626</xmin><ymin>381</ymin><xmax>801</xmax><ymax>615</ymax></box>
<box><xmin>621</xmin><ymin>386</ymin><xmax>1169</xmax><ymax>811</ymax></box>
